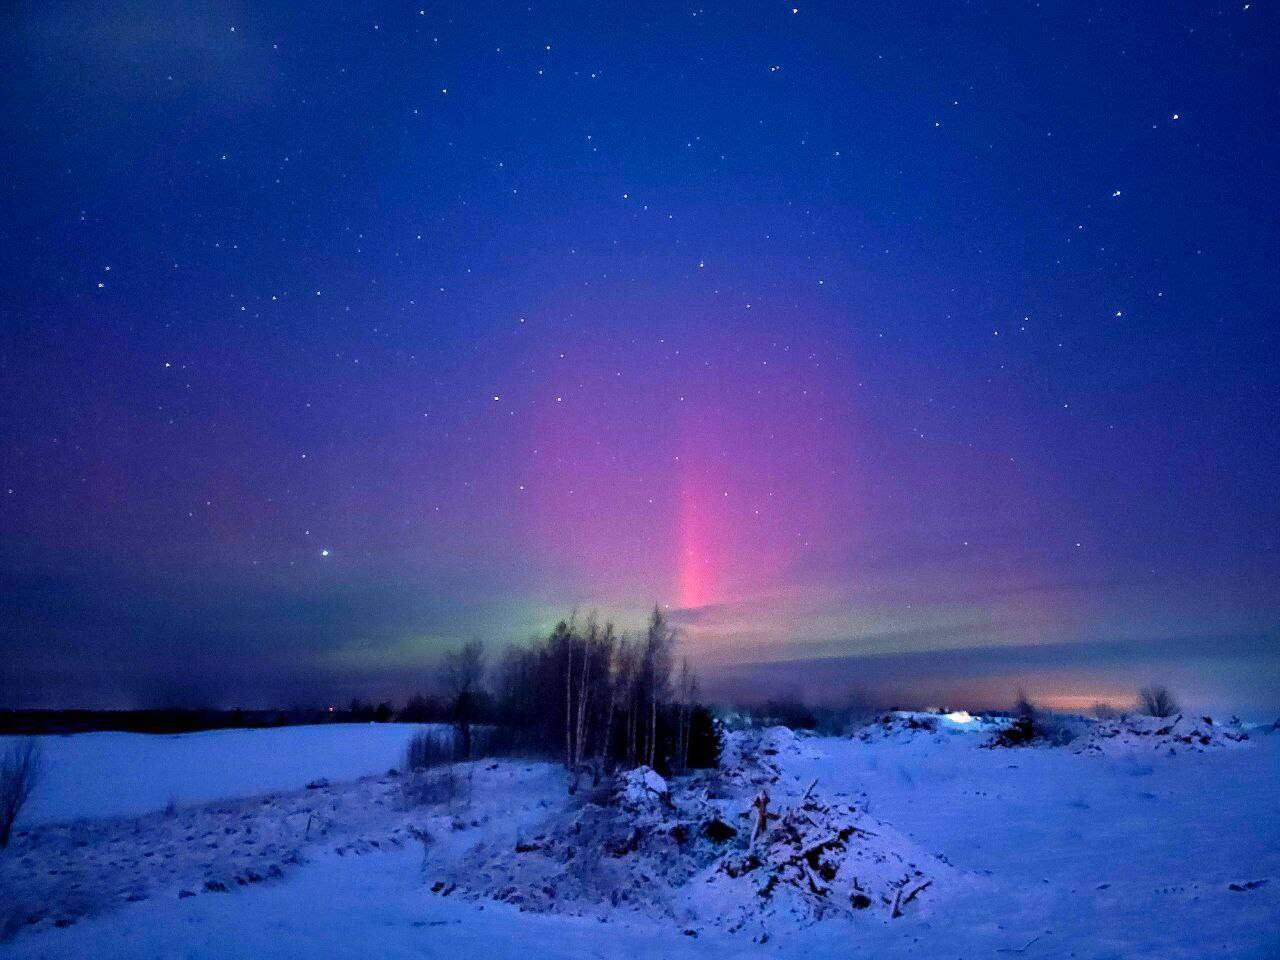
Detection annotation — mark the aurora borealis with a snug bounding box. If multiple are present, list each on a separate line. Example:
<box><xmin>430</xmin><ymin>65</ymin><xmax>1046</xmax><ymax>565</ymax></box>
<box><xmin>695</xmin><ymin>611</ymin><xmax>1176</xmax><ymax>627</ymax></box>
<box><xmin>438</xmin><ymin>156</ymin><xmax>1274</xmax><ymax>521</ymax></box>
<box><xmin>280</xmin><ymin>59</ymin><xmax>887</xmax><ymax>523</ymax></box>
<box><xmin>2</xmin><ymin>1</ymin><xmax>1277</xmax><ymax>713</ymax></box>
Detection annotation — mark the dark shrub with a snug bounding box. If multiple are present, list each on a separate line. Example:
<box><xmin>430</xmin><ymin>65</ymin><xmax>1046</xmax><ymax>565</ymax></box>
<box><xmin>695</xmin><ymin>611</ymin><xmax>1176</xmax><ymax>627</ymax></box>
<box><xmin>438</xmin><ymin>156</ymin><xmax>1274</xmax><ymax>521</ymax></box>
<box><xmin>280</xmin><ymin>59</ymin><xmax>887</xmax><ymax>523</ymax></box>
<box><xmin>989</xmin><ymin>716</ymin><xmax>1038</xmax><ymax>747</ymax></box>
<box><xmin>986</xmin><ymin>691</ymin><xmax>1075</xmax><ymax>748</ymax></box>
<box><xmin>400</xmin><ymin>767</ymin><xmax>461</xmax><ymax>808</ymax></box>
<box><xmin>404</xmin><ymin>729</ymin><xmax>455</xmax><ymax>771</ymax></box>
<box><xmin>0</xmin><ymin>739</ymin><xmax>42</xmax><ymax>849</ymax></box>
<box><xmin>1138</xmin><ymin>685</ymin><xmax>1179</xmax><ymax>718</ymax></box>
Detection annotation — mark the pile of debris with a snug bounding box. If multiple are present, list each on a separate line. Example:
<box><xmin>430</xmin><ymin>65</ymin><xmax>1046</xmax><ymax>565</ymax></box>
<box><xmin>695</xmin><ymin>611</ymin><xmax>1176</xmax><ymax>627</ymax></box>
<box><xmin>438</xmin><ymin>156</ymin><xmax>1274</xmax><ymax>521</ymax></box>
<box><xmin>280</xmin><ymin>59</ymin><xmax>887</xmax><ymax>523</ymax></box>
<box><xmin>431</xmin><ymin>766</ymin><xmax>734</xmax><ymax>917</ymax></box>
<box><xmin>1072</xmin><ymin>714</ymin><xmax>1250</xmax><ymax>755</ymax></box>
<box><xmin>682</xmin><ymin>780</ymin><xmax>947</xmax><ymax>934</ymax></box>
<box><xmin>431</xmin><ymin>735</ymin><xmax>955</xmax><ymax>935</ymax></box>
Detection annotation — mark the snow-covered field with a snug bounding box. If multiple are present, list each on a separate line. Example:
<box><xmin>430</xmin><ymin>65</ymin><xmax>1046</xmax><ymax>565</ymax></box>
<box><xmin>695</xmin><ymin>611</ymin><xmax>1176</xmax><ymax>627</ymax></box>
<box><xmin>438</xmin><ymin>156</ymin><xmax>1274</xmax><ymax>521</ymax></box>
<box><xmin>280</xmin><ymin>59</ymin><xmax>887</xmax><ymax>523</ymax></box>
<box><xmin>2</xmin><ymin>717</ymin><xmax>1277</xmax><ymax>958</ymax></box>
<box><xmin>1</xmin><ymin>724</ymin><xmax>439</xmax><ymax>823</ymax></box>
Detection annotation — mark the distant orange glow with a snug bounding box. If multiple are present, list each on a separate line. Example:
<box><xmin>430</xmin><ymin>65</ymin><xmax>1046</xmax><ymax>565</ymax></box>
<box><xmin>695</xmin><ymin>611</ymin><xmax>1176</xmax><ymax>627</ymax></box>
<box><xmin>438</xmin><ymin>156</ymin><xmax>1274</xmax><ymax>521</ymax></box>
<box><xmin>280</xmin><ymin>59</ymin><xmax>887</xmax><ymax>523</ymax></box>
<box><xmin>1036</xmin><ymin>691</ymin><xmax>1133</xmax><ymax>713</ymax></box>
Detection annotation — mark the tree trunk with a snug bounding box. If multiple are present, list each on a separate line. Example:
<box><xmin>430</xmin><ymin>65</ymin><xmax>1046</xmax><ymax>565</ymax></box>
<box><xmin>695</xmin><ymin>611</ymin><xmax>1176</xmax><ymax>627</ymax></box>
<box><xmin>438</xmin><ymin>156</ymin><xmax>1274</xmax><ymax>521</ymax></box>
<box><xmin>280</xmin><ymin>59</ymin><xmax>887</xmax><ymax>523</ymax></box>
<box><xmin>459</xmin><ymin>718</ymin><xmax>472</xmax><ymax>762</ymax></box>
<box><xmin>627</xmin><ymin>689</ymin><xmax>636</xmax><ymax>766</ymax></box>
<box><xmin>565</xmin><ymin>641</ymin><xmax>574</xmax><ymax>769</ymax></box>
<box><xmin>648</xmin><ymin>689</ymin><xmax>657</xmax><ymax>768</ymax></box>
<box><xmin>600</xmin><ymin>682</ymin><xmax>616</xmax><ymax>769</ymax></box>
<box><xmin>574</xmin><ymin>640</ymin><xmax>591</xmax><ymax>767</ymax></box>
<box><xmin>682</xmin><ymin>700</ymin><xmax>691</xmax><ymax>771</ymax></box>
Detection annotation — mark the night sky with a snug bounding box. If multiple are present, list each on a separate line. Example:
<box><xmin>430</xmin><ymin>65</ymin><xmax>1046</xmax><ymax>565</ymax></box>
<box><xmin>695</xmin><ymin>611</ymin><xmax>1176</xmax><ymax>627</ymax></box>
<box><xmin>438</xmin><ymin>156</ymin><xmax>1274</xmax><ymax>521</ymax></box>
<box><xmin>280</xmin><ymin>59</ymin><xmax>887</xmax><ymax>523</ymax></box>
<box><xmin>3</xmin><ymin>1</ymin><xmax>1278</xmax><ymax>714</ymax></box>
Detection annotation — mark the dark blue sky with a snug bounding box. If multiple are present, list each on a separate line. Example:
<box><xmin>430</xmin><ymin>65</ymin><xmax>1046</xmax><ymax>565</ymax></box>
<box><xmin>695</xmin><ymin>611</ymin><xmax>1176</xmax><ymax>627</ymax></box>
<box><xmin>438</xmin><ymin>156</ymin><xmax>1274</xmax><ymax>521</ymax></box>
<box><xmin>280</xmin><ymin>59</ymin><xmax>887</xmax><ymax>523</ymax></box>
<box><xmin>2</xmin><ymin>1</ymin><xmax>1277</xmax><ymax>713</ymax></box>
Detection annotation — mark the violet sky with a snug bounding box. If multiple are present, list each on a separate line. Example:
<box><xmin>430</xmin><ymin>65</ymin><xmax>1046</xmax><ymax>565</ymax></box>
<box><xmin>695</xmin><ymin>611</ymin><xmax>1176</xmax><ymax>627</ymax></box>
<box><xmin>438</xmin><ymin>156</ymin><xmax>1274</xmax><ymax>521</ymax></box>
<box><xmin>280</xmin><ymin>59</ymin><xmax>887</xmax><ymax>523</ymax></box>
<box><xmin>2</xmin><ymin>1</ymin><xmax>1278</xmax><ymax>713</ymax></box>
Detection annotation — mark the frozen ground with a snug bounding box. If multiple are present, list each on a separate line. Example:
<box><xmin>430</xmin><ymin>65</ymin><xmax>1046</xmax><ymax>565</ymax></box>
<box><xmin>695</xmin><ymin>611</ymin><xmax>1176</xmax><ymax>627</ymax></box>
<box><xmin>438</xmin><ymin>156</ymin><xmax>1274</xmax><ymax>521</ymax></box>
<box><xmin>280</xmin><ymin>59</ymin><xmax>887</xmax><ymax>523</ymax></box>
<box><xmin>2</xmin><ymin>718</ymin><xmax>1277</xmax><ymax>958</ymax></box>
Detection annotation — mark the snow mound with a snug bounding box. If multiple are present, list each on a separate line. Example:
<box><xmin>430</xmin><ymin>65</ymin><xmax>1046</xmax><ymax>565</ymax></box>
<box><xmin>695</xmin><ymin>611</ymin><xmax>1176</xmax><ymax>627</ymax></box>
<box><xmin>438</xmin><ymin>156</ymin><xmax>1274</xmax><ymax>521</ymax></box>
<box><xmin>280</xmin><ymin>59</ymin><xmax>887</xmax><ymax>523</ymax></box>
<box><xmin>433</xmin><ymin>732</ymin><xmax>958</xmax><ymax>935</ymax></box>
<box><xmin>620</xmin><ymin>766</ymin><xmax>670</xmax><ymax>811</ymax></box>
<box><xmin>720</xmin><ymin>724</ymin><xmax>818</xmax><ymax>768</ymax></box>
<box><xmin>855</xmin><ymin>711</ymin><xmax>1009</xmax><ymax>743</ymax></box>
<box><xmin>682</xmin><ymin>788</ymin><xmax>952</xmax><ymax>934</ymax></box>
<box><xmin>1072</xmin><ymin>714</ymin><xmax>1250</xmax><ymax>755</ymax></box>
<box><xmin>716</xmin><ymin>726</ymin><xmax>826</xmax><ymax>798</ymax></box>
<box><xmin>434</xmin><ymin>767</ymin><xmax>726</xmax><ymax>917</ymax></box>
<box><xmin>758</xmin><ymin>724</ymin><xmax>823</xmax><ymax>756</ymax></box>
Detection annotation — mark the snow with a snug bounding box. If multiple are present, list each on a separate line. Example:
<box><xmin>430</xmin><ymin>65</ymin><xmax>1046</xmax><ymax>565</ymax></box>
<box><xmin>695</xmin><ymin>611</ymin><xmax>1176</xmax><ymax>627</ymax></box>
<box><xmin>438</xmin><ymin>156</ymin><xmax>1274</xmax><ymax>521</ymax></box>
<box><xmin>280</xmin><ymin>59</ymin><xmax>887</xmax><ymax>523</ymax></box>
<box><xmin>1071</xmin><ymin>712</ymin><xmax>1253</xmax><ymax>754</ymax></box>
<box><xmin>0</xmin><ymin>748</ymin><xmax>567</xmax><ymax>940</ymax></box>
<box><xmin>854</xmin><ymin>709</ymin><xmax>1010</xmax><ymax>743</ymax></box>
<box><xmin>431</xmin><ymin>728</ymin><xmax>953</xmax><ymax>928</ymax></box>
<box><xmin>2</xmin><ymin>720</ymin><xmax>1278</xmax><ymax>958</ymax></box>
<box><xmin>682</xmin><ymin>785</ymin><xmax>960</xmax><ymax>934</ymax></box>
<box><xmin>621</xmin><ymin>765</ymin><xmax>670</xmax><ymax>808</ymax></box>
<box><xmin>0</xmin><ymin>724</ymin><xmax>442</xmax><ymax>824</ymax></box>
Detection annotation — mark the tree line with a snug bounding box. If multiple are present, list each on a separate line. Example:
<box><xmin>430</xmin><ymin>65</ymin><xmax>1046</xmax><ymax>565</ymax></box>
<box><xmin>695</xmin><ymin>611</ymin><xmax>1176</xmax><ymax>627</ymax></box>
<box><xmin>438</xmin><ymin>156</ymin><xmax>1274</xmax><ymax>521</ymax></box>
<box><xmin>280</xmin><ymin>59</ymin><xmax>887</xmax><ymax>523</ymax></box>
<box><xmin>484</xmin><ymin>606</ymin><xmax>719</xmax><ymax>776</ymax></box>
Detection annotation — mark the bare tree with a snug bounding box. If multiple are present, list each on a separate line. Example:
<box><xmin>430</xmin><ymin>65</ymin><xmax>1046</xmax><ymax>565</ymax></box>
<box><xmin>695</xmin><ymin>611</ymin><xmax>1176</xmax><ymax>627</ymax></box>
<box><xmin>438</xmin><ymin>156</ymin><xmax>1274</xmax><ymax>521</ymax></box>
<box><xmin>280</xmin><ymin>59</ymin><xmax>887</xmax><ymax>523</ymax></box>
<box><xmin>641</xmin><ymin>606</ymin><xmax>674</xmax><ymax>768</ymax></box>
<box><xmin>444</xmin><ymin>640</ymin><xmax>485</xmax><ymax>760</ymax></box>
<box><xmin>675</xmin><ymin>657</ymin><xmax>697</xmax><ymax>772</ymax></box>
<box><xmin>1138</xmin><ymin>685</ymin><xmax>1179</xmax><ymax>718</ymax></box>
<box><xmin>602</xmin><ymin>635</ymin><xmax>635</xmax><ymax>768</ymax></box>
<box><xmin>572</xmin><ymin>617</ymin><xmax>610</xmax><ymax>770</ymax></box>
<box><xmin>597</xmin><ymin>633</ymin><xmax>625</xmax><ymax>776</ymax></box>
<box><xmin>1014</xmin><ymin>688</ymin><xmax>1036</xmax><ymax>723</ymax></box>
<box><xmin>564</xmin><ymin>623</ymin><xmax>574</xmax><ymax>768</ymax></box>
<box><xmin>1</xmin><ymin>740</ymin><xmax>43</xmax><ymax>849</ymax></box>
